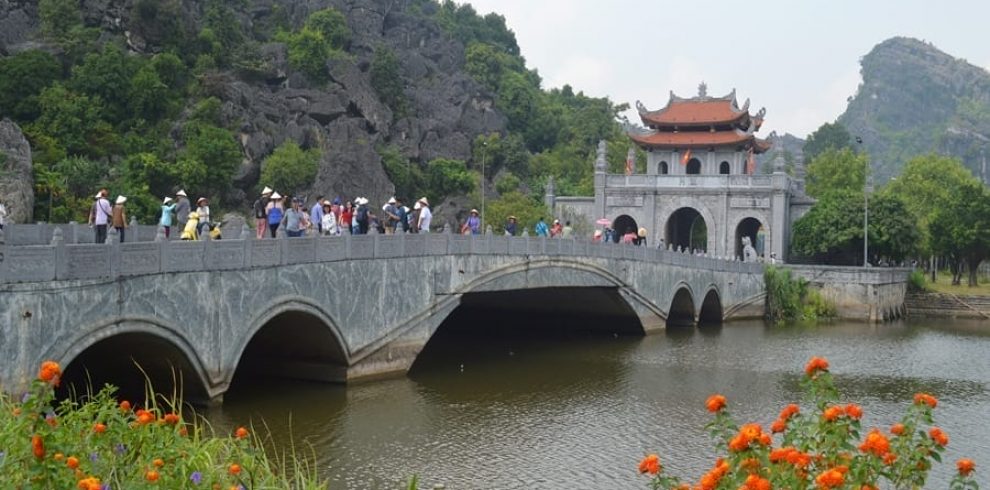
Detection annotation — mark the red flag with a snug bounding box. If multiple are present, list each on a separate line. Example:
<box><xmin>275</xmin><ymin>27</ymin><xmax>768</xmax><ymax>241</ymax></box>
<box><xmin>680</xmin><ymin>149</ymin><xmax>692</xmax><ymax>166</ymax></box>
<box><xmin>746</xmin><ymin>148</ymin><xmax>756</xmax><ymax>175</ymax></box>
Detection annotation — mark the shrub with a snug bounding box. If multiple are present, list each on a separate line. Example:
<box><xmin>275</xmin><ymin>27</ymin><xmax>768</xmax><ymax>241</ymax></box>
<box><xmin>0</xmin><ymin>361</ymin><xmax>325</xmax><ymax>488</ymax></box>
<box><xmin>764</xmin><ymin>266</ymin><xmax>835</xmax><ymax>324</ymax></box>
<box><xmin>638</xmin><ymin>357</ymin><xmax>980</xmax><ymax>489</ymax></box>
<box><xmin>909</xmin><ymin>269</ymin><xmax>928</xmax><ymax>292</ymax></box>
<box><xmin>260</xmin><ymin>141</ymin><xmax>321</xmax><ymax>196</ymax></box>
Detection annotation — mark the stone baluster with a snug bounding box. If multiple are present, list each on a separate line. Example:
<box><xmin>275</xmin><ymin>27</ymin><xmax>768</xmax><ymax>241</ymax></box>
<box><xmin>107</xmin><ymin>227</ymin><xmax>120</xmax><ymax>279</ymax></box>
<box><xmin>51</xmin><ymin>228</ymin><xmax>66</xmax><ymax>280</ymax></box>
<box><xmin>155</xmin><ymin>226</ymin><xmax>167</xmax><ymax>242</ymax></box>
<box><xmin>485</xmin><ymin>225</ymin><xmax>493</xmax><ymax>236</ymax></box>
<box><xmin>240</xmin><ymin>223</ymin><xmax>252</xmax><ymax>240</ymax></box>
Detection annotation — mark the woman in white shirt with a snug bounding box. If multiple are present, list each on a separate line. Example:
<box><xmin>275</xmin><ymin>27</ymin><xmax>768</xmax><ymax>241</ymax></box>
<box><xmin>320</xmin><ymin>201</ymin><xmax>338</xmax><ymax>235</ymax></box>
<box><xmin>196</xmin><ymin>197</ymin><xmax>210</xmax><ymax>236</ymax></box>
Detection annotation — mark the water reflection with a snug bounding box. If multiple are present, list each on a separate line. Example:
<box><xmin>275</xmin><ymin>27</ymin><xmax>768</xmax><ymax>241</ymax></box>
<box><xmin>211</xmin><ymin>318</ymin><xmax>990</xmax><ymax>489</ymax></box>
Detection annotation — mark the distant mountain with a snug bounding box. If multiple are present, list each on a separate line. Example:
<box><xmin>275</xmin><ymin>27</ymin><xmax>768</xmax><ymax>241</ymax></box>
<box><xmin>838</xmin><ymin>37</ymin><xmax>990</xmax><ymax>183</ymax></box>
<box><xmin>757</xmin><ymin>132</ymin><xmax>805</xmax><ymax>175</ymax></box>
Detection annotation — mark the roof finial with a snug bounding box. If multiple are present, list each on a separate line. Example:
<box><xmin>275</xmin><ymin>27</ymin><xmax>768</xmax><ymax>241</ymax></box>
<box><xmin>698</xmin><ymin>81</ymin><xmax>708</xmax><ymax>98</ymax></box>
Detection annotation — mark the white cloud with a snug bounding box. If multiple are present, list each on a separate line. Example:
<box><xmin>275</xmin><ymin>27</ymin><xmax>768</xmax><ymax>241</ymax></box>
<box><xmin>769</xmin><ymin>67</ymin><xmax>862</xmax><ymax>138</ymax></box>
<box><xmin>543</xmin><ymin>55</ymin><xmax>613</xmax><ymax>95</ymax></box>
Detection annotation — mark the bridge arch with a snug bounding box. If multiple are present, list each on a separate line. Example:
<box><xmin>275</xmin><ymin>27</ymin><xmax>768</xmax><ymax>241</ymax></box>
<box><xmin>698</xmin><ymin>286</ymin><xmax>723</xmax><ymax>325</ymax></box>
<box><xmin>231</xmin><ymin>297</ymin><xmax>349</xmax><ymax>386</ymax></box>
<box><xmin>667</xmin><ymin>283</ymin><xmax>696</xmax><ymax>327</ymax></box>
<box><xmin>50</xmin><ymin>318</ymin><xmax>213</xmax><ymax>404</ymax></box>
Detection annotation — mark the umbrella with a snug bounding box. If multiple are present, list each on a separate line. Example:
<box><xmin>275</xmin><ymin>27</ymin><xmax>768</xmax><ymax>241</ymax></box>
<box><xmin>596</xmin><ymin>218</ymin><xmax>611</xmax><ymax>226</ymax></box>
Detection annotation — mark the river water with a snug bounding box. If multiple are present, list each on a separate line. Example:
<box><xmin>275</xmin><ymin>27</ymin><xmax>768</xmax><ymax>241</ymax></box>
<box><xmin>210</xmin><ymin>319</ymin><xmax>990</xmax><ymax>489</ymax></box>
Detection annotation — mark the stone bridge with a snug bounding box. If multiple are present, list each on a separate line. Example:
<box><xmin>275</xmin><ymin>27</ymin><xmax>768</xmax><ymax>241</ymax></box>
<box><xmin>0</xmin><ymin>226</ymin><xmax>765</xmax><ymax>403</ymax></box>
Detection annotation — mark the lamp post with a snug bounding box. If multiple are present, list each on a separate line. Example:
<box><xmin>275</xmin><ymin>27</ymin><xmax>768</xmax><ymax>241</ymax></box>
<box><xmin>481</xmin><ymin>140</ymin><xmax>488</xmax><ymax>230</ymax></box>
<box><xmin>856</xmin><ymin>136</ymin><xmax>870</xmax><ymax>267</ymax></box>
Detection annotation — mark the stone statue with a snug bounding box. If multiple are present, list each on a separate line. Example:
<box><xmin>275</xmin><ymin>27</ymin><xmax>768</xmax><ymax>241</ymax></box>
<box><xmin>595</xmin><ymin>140</ymin><xmax>607</xmax><ymax>172</ymax></box>
<box><xmin>742</xmin><ymin>236</ymin><xmax>757</xmax><ymax>263</ymax></box>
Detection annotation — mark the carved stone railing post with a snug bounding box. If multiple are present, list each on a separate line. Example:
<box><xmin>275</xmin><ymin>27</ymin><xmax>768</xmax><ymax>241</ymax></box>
<box><xmin>240</xmin><ymin>224</ymin><xmax>252</xmax><ymax>240</ymax></box>
<box><xmin>0</xmin><ymin>226</ymin><xmax>5</xmax><ymax>266</ymax></box>
<box><xmin>154</xmin><ymin>226</ymin><xmax>166</xmax><ymax>242</ymax></box>
<box><xmin>107</xmin><ymin>227</ymin><xmax>120</xmax><ymax>279</ymax></box>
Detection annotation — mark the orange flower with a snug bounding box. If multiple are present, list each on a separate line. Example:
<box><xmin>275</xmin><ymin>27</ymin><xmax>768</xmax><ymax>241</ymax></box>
<box><xmin>229</xmin><ymin>463</ymin><xmax>242</xmax><ymax>475</ymax></box>
<box><xmin>740</xmin><ymin>458</ymin><xmax>761</xmax><ymax>473</ymax></box>
<box><xmin>859</xmin><ymin>428</ymin><xmax>891</xmax><ymax>456</ymax></box>
<box><xmin>145</xmin><ymin>469</ymin><xmax>160</xmax><ymax>482</ymax></box>
<box><xmin>823</xmin><ymin>405</ymin><xmax>843</xmax><ymax>422</ymax></box>
<box><xmin>77</xmin><ymin>477</ymin><xmax>102</xmax><ymax>490</ymax></box>
<box><xmin>235</xmin><ymin>426</ymin><xmax>250</xmax><ymax>439</ymax></box>
<box><xmin>119</xmin><ymin>400</ymin><xmax>132</xmax><ymax>412</ymax></box>
<box><xmin>729</xmin><ymin>423</ymin><xmax>764</xmax><ymax>452</ymax></box>
<box><xmin>913</xmin><ymin>393</ymin><xmax>938</xmax><ymax>408</ymax></box>
<box><xmin>38</xmin><ymin>360</ymin><xmax>61</xmax><ymax>384</ymax></box>
<box><xmin>66</xmin><ymin>456</ymin><xmax>80</xmax><ymax>469</ymax></box>
<box><xmin>929</xmin><ymin>427</ymin><xmax>949</xmax><ymax>447</ymax></box>
<box><xmin>705</xmin><ymin>394</ymin><xmax>727</xmax><ymax>413</ymax></box>
<box><xmin>179</xmin><ymin>426</ymin><xmax>188</xmax><ymax>437</ymax></box>
<box><xmin>163</xmin><ymin>413</ymin><xmax>180</xmax><ymax>425</ymax></box>
<box><xmin>638</xmin><ymin>454</ymin><xmax>661</xmax><ymax>475</ymax></box>
<box><xmin>31</xmin><ymin>434</ymin><xmax>44</xmax><ymax>459</ymax></box>
<box><xmin>136</xmin><ymin>409</ymin><xmax>155</xmax><ymax>425</ymax></box>
<box><xmin>957</xmin><ymin>458</ymin><xmax>975</xmax><ymax>476</ymax></box>
<box><xmin>779</xmin><ymin>403</ymin><xmax>800</xmax><ymax>420</ymax></box>
<box><xmin>805</xmin><ymin>356</ymin><xmax>829</xmax><ymax>376</ymax></box>
<box><xmin>771</xmin><ymin>418</ymin><xmax>787</xmax><ymax>433</ymax></box>
<box><xmin>742</xmin><ymin>474</ymin><xmax>771</xmax><ymax>490</ymax></box>
<box><xmin>153</xmin><ymin>458</ymin><xmax>164</xmax><ymax>468</ymax></box>
<box><xmin>815</xmin><ymin>468</ymin><xmax>845</xmax><ymax>488</ymax></box>
<box><xmin>882</xmin><ymin>453</ymin><xmax>898</xmax><ymax>466</ymax></box>
<box><xmin>54</xmin><ymin>452</ymin><xmax>65</xmax><ymax>462</ymax></box>
<box><xmin>890</xmin><ymin>423</ymin><xmax>905</xmax><ymax>436</ymax></box>
<box><xmin>92</xmin><ymin>422</ymin><xmax>106</xmax><ymax>434</ymax></box>
<box><xmin>844</xmin><ymin>403</ymin><xmax>863</xmax><ymax>420</ymax></box>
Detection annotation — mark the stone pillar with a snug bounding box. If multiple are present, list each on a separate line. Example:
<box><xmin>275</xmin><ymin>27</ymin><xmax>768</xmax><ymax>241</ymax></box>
<box><xmin>770</xmin><ymin>172</ymin><xmax>789</xmax><ymax>262</ymax></box>
<box><xmin>544</xmin><ymin>176</ymin><xmax>556</xmax><ymax>216</ymax></box>
<box><xmin>240</xmin><ymin>223</ymin><xmax>252</xmax><ymax>240</ymax></box>
<box><xmin>646</xmin><ymin>149</ymin><xmax>657</xmax><ymax>175</ymax></box>
<box><xmin>594</xmin><ymin>140</ymin><xmax>607</xmax><ymax>221</ymax></box>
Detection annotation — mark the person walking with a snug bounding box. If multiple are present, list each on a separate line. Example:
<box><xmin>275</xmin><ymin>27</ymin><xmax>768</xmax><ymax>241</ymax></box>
<box><xmin>254</xmin><ymin>187</ymin><xmax>272</xmax><ymax>239</ymax></box>
<box><xmin>310</xmin><ymin>194</ymin><xmax>324</xmax><ymax>234</ymax></box>
<box><xmin>409</xmin><ymin>201</ymin><xmax>421</xmax><ymax>233</ymax></box>
<box><xmin>354</xmin><ymin>197</ymin><xmax>370</xmax><ymax>235</ymax></box>
<box><xmin>159</xmin><ymin>196</ymin><xmax>176</xmax><ymax>238</ymax></box>
<box><xmin>0</xmin><ymin>196</ymin><xmax>7</xmax><ymax>230</ymax></box>
<box><xmin>195</xmin><ymin>197</ymin><xmax>210</xmax><ymax>237</ymax></box>
<box><xmin>174</xmin><ymin>190</ymin><xmax>190</xmax><ymax>231</ymax></box>
<box><xmin>321</xmin><ymin>201</ymin><xmax>338</xmax><ymax>235</ymax></box>
<box><xmin>550</xmin><ymin>219</ymin><xmax>563</xmax><ymax>238</ymax></box>
<box><xmin>534</xmin><ymin>217</ymin><xmax>549</xmax><ymax>237</ymax></box>
<box><xmin>283</xmin><ymin>197</ymin><xmax>306</xmax><ymax>237</ymax></box>
<box><xmin>416</xmin><ymin>197</ymin><xmax>432</xmax><ymax>233</ymax></box>
<box><xmin>92</xmin><ymin>190</ymin><xmax>113</xmax><ymax>243</ymax></box>
<box><xmin>266</xmin><ymin>192</ymin><xmax>284</xmax><ymax>238</ymax></box>
<box><xmin>462</xmin><ymin>209</ymin><xmax>481</xmax><ymax>235</ymax></box>
<box><xmin>382</xmin><ymin>197</ymin><xmax>400</xmax><ymax>234</ymax></box>
<box><xmin>562</xmin><ymin>220</ymin><xmax>574</xmax><ymax>239</ymax></box>
<box><xmin>395</xmin><ymin>198</ymin><xmax>409</xmax><ymax>233</ymax></box>
<box><xmin>339</xmin><ymin>200</ymin><xmax>353</xmax><ymax>235</ymax></box>
<box><xmin>111</xmin><ymin>195</ymin><xmax>128</xmax><ymax>243</ymax></box>
<box><xmin>504</xmin><ymin>215</ymin><xmax>517</xmax><ymax>236</ymax></box>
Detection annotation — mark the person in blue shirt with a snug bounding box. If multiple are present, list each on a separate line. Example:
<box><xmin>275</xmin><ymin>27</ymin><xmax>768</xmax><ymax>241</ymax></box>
<box><xmin>159</xmin><ymin>196</ymin><xmax>177</xmax><ymax>238</ymax></box>
<box><xmin>310</xmin><ymin>194</ymin><xmax>324</xmax><ymax>234</ymax></box>
<box><xmin>535</xmin><ymin>217</ymin><xmax>549</xmax><ymax>237</ymax></box>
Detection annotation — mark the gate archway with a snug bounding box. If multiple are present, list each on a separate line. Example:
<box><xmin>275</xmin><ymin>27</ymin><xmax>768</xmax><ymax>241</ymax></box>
<box><xmin>612</xmin><ymin>215</ymin><xmax>638</xmax><ymax>243</ymax></box>
<box><xmin>666</xmin><ymin>208</ymin><xmax>707</xmax><ymax>252</ymax></box>
<box><xmin>734</xmin><ymin>217</ymin><xmax>765</xmax><ymax>260</ymax></box>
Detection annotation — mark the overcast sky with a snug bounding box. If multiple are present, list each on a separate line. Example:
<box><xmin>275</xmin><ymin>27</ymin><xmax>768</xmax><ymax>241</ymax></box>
<box><xmin>462</xmin><ymin>0</ymin><xmax>990</xmax><ymax>138</ymax></box>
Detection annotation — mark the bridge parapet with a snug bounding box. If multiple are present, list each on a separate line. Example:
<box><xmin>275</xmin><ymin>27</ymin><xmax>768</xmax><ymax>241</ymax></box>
<box><xmin>0</xmin><ymin>229</ymin><xmax>762</xmax><ymax>285</ymax></box>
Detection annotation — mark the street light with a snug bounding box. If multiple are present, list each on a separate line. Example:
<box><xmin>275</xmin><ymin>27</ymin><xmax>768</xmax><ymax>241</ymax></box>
<box><xmin>855</xmin><ymin>136</ymin><xmax>870</xmax><ymax>267</ymax></box>
<box><xmin>481</xmin><ymin>140</ymin><xmax>488</xmax><ymax>230</ymax></box>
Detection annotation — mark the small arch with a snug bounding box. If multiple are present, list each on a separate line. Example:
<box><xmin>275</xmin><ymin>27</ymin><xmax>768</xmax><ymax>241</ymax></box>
<box><xmin>719</xmin><ymin>161</ymin><xmax>730</xmax><ymax>174</ymax></box>
<box><xmin>659</xmin><ymin>161</ymin><xmax>669</xmax><ymax>174</ymax></box>
<box><xmin>698</xmin><ymin>288</ymin><xmax>723</xmax><ymax>325</ymax></box>
<box><xmin>612</xmin><ymin>214</ymin><xmax>638</xmax><ymax>243</ymax></box>
<box><xmin>735</xmin><ymin>217</ymin><xmax>765</xmax><ymax>260</ymax></box>
<box><xmin>58</xmin><ymin>331</ymin><xmax>211</xmax><ymax>405</ymax></box>
<box><xmin>686</xmin><ymin>158</ymin><xmax>701</xmax><ymax>175</ymax></box>
<box><xmin>231</xmin><ymin>304</ymin><xmax>349</xmax><ymax>388</ymax></box>
<box><xmin>665</xmin><ymin>207</ymin><xmax>707</xmax><ymax>252</ymax></box>
<box><xmin>668</xmin><ymin>286</ymin><xmax>695</xmax><ymax>327</ymax></box>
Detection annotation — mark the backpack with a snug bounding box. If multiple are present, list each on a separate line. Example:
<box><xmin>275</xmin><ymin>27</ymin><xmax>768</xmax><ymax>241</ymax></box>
<box><xmin>253</xmin><ymin>198</ymin><xmax>267</xmax><ymax>219</ymax></box>
<box><xmin>356</xmin><ymin>205</ymin><xmax>368</xmax><ymax>224</ymax></box>
<box><xmin>267</xmin><ymin>206</ymin><xmax>283</xmax><ymax>225</ymax></box>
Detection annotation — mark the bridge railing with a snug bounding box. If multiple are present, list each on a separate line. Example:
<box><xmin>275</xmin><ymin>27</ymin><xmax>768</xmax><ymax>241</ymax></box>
<box><xmin>0</xmin><ymin>227</ymin><xmax>763</xmax><ymax>284</ymax></box>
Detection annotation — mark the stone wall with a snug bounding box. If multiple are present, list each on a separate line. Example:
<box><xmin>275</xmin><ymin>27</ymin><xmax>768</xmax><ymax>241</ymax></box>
<box><xmin>786</xmin><ymin>265</ymin><xmax>910</xmax><ymax>322</ymax></box>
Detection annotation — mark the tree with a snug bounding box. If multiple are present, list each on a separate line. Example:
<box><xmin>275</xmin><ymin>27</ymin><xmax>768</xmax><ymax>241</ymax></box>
<box><xmin>791</xmin><ymin>190</ymin><xmax>918</xmax><ymax>265</ymax></box>
<box><xmin>69</xmin><ymin>44</ymin><xmax>140</xmax><ymax>124</ymax></box>
<box><xmin>802</xmin><ymin>122</ymin><xmax>853</xmax><ymax>161</ymax></box>
<box><xmin>485</xmin><ymin>191</ymin><xmax>547</xmax><ymax>235</ymax></box>
<box><xmin>929</xmin><ymin>182</ymin><xmax>990</xmax><ymax>286</ymax></box>
<box><xmin>259</xmin><ymin>141</ymin><xmax>321</xmax><ymax>196</ymax></box>
<box><xmin>804</xmin><ymin>147</ymin><xmax>868</xmax><ymax>198</ymax></box>
<box><xmin>177</xmin><ymin>122</ymin><xmax>242</xmax><ymax>198</ymax></box>
<box><xmin>287</xmin><ymin>27</ymin><xmax>331</xmax><ymax>81</ymax></box>
<box><xmin>379</xmin><ymin>145</ymin><xmax>423</xmax><ymax>200</ymax></box>
<box><xmin>39</xmin><ymin>0</ymin><xmax>83</xmax><ymax>42</ymax></box>
<box><xmin>426</xmin><ymin>158</ymin><xmax>474</xmax><ymax>203</ymax></box>
<box><xmin>0</xmin><ymin>50</ymin><xmax>63</xmax><ymax>121</ymax></box>
<box><xmin>304</xmin><ymin>8</ymin><xmax>350</xmax><ymax>50</ymax></box>
<box><xmin>32</xmin><ymin>83</ymin><xmax>116</xmax><ymax>158</ymax></box>
<box><xmin>370</xmin><ymin>45</ymin><xmax>407</xmax><ymax>117</ymax></box>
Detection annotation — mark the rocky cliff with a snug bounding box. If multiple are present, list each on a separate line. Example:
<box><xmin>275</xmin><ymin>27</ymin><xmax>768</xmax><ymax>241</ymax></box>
<box><xmin>838</xmin><ymin>37</ymin><xmax>990</xmax><ymax>182</ymax></box>
<box><xmin>0</xmin><ymin>119</ymin><xmax>34</xmax><ymax>223</ymax></box>
<box><xmin>0</xmin><ymin>0</ymin><xmax>506</xmax><ymax>220</ymax></box>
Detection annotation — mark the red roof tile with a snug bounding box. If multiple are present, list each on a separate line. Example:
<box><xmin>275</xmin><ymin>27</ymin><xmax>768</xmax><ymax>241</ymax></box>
<box><xmin>628</xmin><ymin>130</ymin><xmax>770</xmax><ymax>153</ymax></box>
<box><xmin>640</xmin><ymin>99</ymin><xmax>745</xmax><ymax>126</ymax></box>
